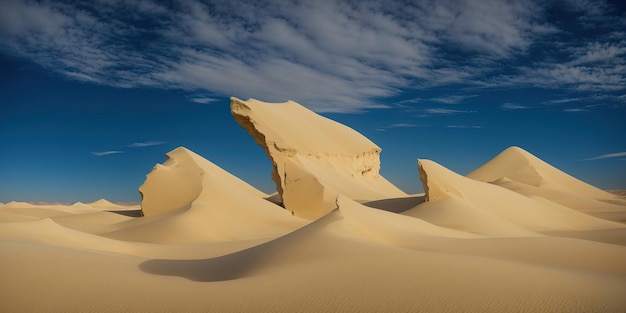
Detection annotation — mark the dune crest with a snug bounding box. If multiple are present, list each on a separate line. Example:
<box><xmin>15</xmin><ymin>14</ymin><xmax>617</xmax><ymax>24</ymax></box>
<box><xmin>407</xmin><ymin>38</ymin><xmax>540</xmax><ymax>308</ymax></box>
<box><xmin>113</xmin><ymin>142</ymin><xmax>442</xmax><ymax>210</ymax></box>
<box><xmin>89</xmin><ymin>199</ymin><xmax>116</xmax><ymax>206</ymax></box>
<box><xmin>416</xmin><ymin>159</ymin><xmax>623</xmax><ymax>232</ymax></box>
<box><xmin>467</xmin><ymin>146</ymin><xmax>618</xmax><ymax>200</ymax></box>
<box><xmin>139</xmin><ymin>147</ymin><xmax>268</xmax><ymax>216</ymax></box>
<box><xmin>230</xmin><ymin>97</ymin><xmax>406</xmax><ymax>219</ymax></box>
<box><xmin>109</xmin><ymin>147</ymin><xmax>306</xmax><ymax>244</ymax></box>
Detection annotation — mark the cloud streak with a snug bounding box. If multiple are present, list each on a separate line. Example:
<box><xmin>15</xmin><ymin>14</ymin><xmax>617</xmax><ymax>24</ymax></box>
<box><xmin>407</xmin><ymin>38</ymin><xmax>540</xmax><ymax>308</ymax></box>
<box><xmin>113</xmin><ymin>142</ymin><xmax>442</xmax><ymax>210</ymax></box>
<box><xmin>188</xmin><ymin>97</ymin><xmax>218</xmax><ymax>104</ymax></box>
<box><xmin>584</xmin><ymin>152</ymin><xmax>626</xmax><ymax>161</ymax></box>
<box><xmin>376</xmin><ymin>123</ymin><xmax>423</xmax><ymax>131</ymax></box>
<box><xmin>501</xmin><ymin>103</ymin><xmax>529</xmax><ymax>110</ymax></box>
<box><xmin>92</xmin><ymin>151</ymin><xmax>125</xmax><ymax>156</ymax></box>
<box><xmin>429</xmin><ymin>95</ymin><xmax>478</xmax><ymax>104</ymax></box>
<box><xmin>447</xmin><ymin>125</ymin><xmax>482</xmax><ymax>129</ymax></box>
<box><xmin>126</xmin><ymin>141</ymin><xmax>167</xmax><ymax>148</ymax></box>
<box><xmin>425</xmin><ymin>108</ymin><xmax>476</xmax><ymax>114</ymax></box>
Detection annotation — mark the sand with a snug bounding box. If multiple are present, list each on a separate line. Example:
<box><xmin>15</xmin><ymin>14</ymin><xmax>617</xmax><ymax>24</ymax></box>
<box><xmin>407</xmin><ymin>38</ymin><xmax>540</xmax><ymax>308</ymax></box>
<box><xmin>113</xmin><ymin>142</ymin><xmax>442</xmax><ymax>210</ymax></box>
<box><xmin>1</xmin><ymin>98</ymin><xmax>626</xmax><ymax>313</ymax></box>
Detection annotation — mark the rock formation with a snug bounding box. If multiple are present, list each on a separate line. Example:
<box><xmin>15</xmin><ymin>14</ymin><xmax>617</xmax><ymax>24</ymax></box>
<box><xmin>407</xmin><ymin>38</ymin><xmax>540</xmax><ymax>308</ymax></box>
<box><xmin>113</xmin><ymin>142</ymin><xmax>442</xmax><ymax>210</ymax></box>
<box><xmin>231</xmin><ymin>97</ymin><xmax>406</xmax><ymax>219</ymax></box>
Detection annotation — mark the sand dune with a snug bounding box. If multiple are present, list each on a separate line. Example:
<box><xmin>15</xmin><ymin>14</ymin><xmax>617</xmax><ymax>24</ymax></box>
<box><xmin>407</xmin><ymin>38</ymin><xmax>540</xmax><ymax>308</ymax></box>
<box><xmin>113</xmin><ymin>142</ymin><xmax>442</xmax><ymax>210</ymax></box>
<box><xmin>0</xmin><ymin>199</ymin><xmax>134</xmax><ymax>222</ymax></box>
<box><xmin>5</xmin><ymin>197</ymin><xmax>625</xmax><ymax>312</ymax></box>
<box><xmin>403</xmin><ymin>197</ymin><xmax>540</xmax><ymax>237</ymax></box>
<box><xmin>139</xmin><ymin>146</ymin><xmax>270</xmax><ymax>216</ymax></box>
<box><xmin>415</xmin><ymin>158</ymin><xmax>624</xmax><ymax>232</ymax></box>
<box><xmin>2</xmin><ymin>101</ymin><xmax>626</xmax><ymax>313</ymax></box>
<box><xmin>4</xmin><ymin>201</ymin><xmax>40</xmax><ymax>208</ymax></box>
<box><xmin>231</xmin><ymin>97</ymin><xmax>406</xmax><ymax>219</ymax></box>
<box><xmin>88</xmin><ymin>198</ymin><xmax>140</xmax><ymax>211</ymax></box>
<box><xmin>464</xmin><ymin>147</ymin><xmax>626</xmax><ymax>223</ymax></box>
<box><xmin>50</xmin><ymin>211</ymin><xmax>135</xmax><ymax>234</ymax></box>
<box><xmin>103</xmin><ymin>147</ymin><xmax>306</xmax><ymax>244</ymax></box>
<box><xmin>0</xmin><ymin>205</ymin><xmax>74</xmax><ymax>221</ymax></box>
<box><xmin>468</xmin><ymin>146</ymin><xmax>621</xmax><ymax>200</ymax></box>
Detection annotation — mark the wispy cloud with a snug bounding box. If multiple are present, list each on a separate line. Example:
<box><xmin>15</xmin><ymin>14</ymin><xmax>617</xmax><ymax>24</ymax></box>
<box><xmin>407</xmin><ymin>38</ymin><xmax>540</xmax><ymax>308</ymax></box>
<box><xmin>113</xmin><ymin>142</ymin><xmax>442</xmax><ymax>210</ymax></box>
<box><xmin>447</xmin><ymin>125</ymin><xmax>482</xmax><ymax>129</ymax></box>
<box><xmin>425</xmin><ymin>108</ymin><xmax>476</xmax><ymax>114</ymax></box>
<box><xmin>188</xmin><ymin>97</ymin><xmax>219</xmax><ymax>104</ymax></box>
<box><xmin>91</xmin><ymin>141</ymin><xmax>165</xmax><ymax>156</ymax></box>
<box><xmin>570</xmin><ymin>42</ymin><xmax>626</xmax><ymax>65</ymax></box>
<box><xmin>92</xmin><ymin>151</ymin><xmax>125</xmax><ymax>156</ymax></box>
<box><xmin>430</xmin><ymin>95</ymin><xmax>477</xmax><ymax>104</ymax></box>
<box><xmin>501</xmin><ymin>103</ymin><xmax>529</xmax><ymax>110</ymax></box>
<box><xmin>584</xmin><ymin>152</ymin><xmax>626</xmax><ymax>160</ymax></box>
<box><xmin>396</xmin><ymin>98</ymin><xmax>423</xmax><ymax>105</ymax></box>
<box><xmin>385</xmin><ymin>123</ymin><xmax>421</xmax><ymax>128</ymax></box>
<box><xmin>544</xmin><ymin>97</ymin><xmax>584</xmax><ymax>105</ymax></box>
<box><xmin>0</xmin><ymin>0</ymin><xmax>624</xmax><ymax>112</ymax></box>
<box><xmin>563</xmin><ymin>108</ymin><xmax>589</xmax><ymax>112</ymax></box>
<box><xmin>376</xmin><ymin>123</ymin><xmax>423</xmax><ymax>131</ymax></box>
<box><xmin>126</xmin><ymin>141</ymin><xmax>167</xmax><ymax>148</ymax></box>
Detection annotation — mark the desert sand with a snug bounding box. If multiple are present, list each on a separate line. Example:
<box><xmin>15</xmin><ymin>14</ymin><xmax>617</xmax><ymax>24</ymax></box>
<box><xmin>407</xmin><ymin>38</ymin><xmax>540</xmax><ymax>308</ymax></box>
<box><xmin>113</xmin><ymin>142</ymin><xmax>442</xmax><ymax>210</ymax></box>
<box><xmin>1</xmin><ymin>98</ymin><xmax>626</xmax><ymax>313</ymax></box>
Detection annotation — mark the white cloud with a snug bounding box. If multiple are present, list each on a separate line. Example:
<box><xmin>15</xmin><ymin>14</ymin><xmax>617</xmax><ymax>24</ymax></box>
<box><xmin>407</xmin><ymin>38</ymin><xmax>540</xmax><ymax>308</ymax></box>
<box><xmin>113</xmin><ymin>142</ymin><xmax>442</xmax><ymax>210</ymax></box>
<box><xmin>126</xmin><ymin>141</ymin><xmax>166</xmax><ymax>148</ymax></box>
<box><xmin>501</xmin><ymin>103</ymin><xmax>529</xmax><ymax>110</ymax></box>
<box><xmin>571</xmin><ymin>42</ymin><xmax>626</xmax><ymax>65</ymax></box>
<box><xmin>430</xmin><ymin>0</ymin><xmax>552</xmax><ymax>56</ymax></box>
<box><xmin>563</xmin><ymin>108</ymin><xmax>588</xmax><ymax>112</ymax></box>
<box><xmin>425</xmin><ymin>108</ymin><xmax>475</xmax><ymax>114</ymax></box>
<box><xmin>584</xmin><ymin>152</ymin><xmax>626</xmax><ymax>160</ymax></box>
<box><xmin>430</xmin><ymin>95</ymin><xmax>477</xmax><ymax>104</ymax></box>
<box><xmin>380</xmin><ymin>123</ymin><xmax>422</xmax><ymax>129</ymax></box>
<box><xmin>92</xmin><ymin>151</ymin><xmax>125</xmax><ymax>156</ymax></box>
<box><xmin>491</xmin><ymin>39</ymin><xmax>626</xmax><ymax>92</ymax></box>
<box><xmin>544</xmin><ymin>97</ymin><xmax>584</xmax><ymax>104</ymax></box>
<box><xmin>395</xmin><ymin>98</ymin><xmax>424</xmax><ymax>106</ymax></box>
<box><xmin>0</xmin><ymin>0</ymin><xmax>624</xmax><ymax>113</ymax></box>
<box><xmin>188</xmin><ymin>97</ymin><xmax>219</xmax><ymax>104</ymax></box>
<box><xmin>447</xmin><ymin>125</ymin><xmax>482</xmax><ymax>129</ymax></box>
<box><xmin>375</xmin><ymin>123</ymin><xmax>423</xmax><ymax>131</ymax></box>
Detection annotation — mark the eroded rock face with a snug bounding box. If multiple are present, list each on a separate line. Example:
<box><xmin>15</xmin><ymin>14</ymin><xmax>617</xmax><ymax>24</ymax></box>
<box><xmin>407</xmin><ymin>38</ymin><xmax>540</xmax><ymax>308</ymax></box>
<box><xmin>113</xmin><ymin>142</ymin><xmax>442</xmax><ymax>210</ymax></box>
<box><xmin>231</xmin><ymin>97</ymin><xmax>406</xmax><ymax>219</ymax></box>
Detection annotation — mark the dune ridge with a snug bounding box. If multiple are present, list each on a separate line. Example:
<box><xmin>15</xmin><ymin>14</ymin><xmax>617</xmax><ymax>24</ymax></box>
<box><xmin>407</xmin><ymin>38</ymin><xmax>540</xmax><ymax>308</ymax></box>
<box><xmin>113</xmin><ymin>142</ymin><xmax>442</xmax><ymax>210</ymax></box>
<box><xmin>140</xmin><ymin>147</ymin><xmax>269</xmax><ymax>216</ymax></box>
<box><xmin>105</xmin><ymin>147</ymin><xmax>306</xmax><ymax>244</ymax></box>
<box><xmin>468</xmin><ymin>146</ymin><xmax>620</xmax><ymax>200</ymax></box>
<box><xmin>415</xmin><ymin>158</ymin><xmax>624</xmax><ymax>232</ymax></box>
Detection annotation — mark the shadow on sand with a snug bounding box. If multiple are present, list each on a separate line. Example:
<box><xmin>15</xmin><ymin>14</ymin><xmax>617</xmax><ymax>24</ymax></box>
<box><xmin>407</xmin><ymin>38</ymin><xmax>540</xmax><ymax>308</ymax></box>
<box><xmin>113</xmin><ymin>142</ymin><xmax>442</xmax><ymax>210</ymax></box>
<box><xmin>362</xmin><ymin>195</ymin><xmax>425</xmax><ymax>213</ymax></box>
<box><xmin>140</xmin><ymin>253</ymin><xmax>254</xmax><ymax>282</ymax></box>
<box><xmin>108</xmin><ymin>210</ymin><xmax>143</xmax><ymax>217</ymax></box>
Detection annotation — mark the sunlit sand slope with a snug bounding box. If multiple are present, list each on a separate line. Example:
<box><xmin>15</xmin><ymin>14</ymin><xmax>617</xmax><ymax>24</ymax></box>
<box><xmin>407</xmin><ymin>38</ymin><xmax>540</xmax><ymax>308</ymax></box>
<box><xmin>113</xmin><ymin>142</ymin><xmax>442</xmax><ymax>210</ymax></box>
<box><xmin>409</xmin><ymin>159</ymin><xmax>623</xmax><ymax>233</ymax></box>
<box><xmin>106</xmin><ymin>147</ymin><xmax>306</xmax><ymax>243</ymax></box>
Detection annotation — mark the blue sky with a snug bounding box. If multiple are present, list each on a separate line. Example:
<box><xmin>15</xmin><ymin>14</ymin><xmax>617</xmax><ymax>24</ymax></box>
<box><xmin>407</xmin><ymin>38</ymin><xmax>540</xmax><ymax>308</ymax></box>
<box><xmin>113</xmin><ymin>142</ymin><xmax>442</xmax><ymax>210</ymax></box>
<box><xmin>1</xmin><ymin>0</ymin><xmax>625</xmax><ymax>203</ymax></box>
